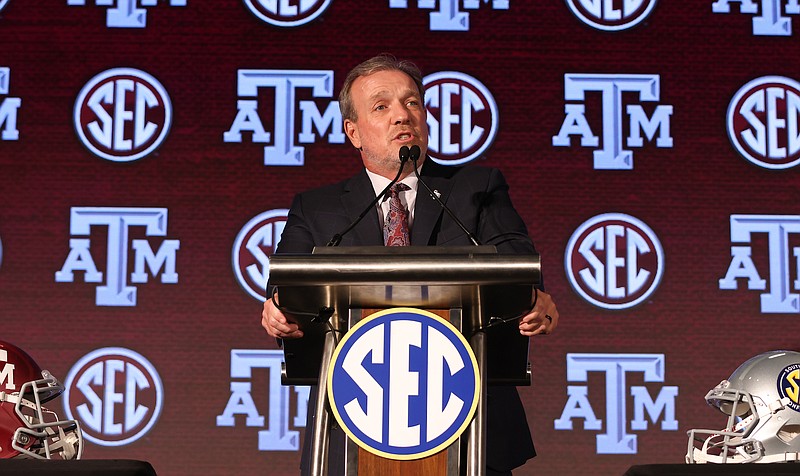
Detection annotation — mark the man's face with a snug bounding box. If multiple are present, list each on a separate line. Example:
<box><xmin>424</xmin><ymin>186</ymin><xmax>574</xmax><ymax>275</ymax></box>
<box><xmin>344</xmin><ymin>69</ymin><xmax>428</xmax><ymax>178</ymax></box>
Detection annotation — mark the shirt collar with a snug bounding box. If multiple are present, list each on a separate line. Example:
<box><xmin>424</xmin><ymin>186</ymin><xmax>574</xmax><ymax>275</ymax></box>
<box><xmin>365</xmin><ymin>166</ymin><xmax>421</xmax><ymax>202</ymax></box>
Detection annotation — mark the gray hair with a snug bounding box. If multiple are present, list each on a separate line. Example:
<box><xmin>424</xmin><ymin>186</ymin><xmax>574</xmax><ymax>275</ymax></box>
<box><xmin>338</xmin><ymin>54</ymin><xmax>425</xmax><ymax>122</ymax></box>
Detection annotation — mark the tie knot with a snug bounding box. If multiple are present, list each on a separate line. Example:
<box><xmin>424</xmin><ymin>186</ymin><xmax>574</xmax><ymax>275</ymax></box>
<box><xmin>390</xmin><ymin>182</ymin><xmax>410</xmax><ymax>197</ymax></box>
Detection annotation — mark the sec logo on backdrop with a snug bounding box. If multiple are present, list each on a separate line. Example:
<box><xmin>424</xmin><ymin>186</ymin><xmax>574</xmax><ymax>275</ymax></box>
<box><xmin>232</xmin><ymin>209</ymin><xmax>289</xmax><ymax>301</ymax></box>
<box><xmin>328</xmin><ymin>308</ymin><xmax>479</xmax><ymax>460</ymax></box>
<box><xmin>566</xmin><ymin>0</ymin><xmax>659</xmax><ymax>31</ymax></box>
<box><xmin>565</xmin><ymin>213</ymin><xmax>664</xmax><ymax>310</ymax></box>
<box><xmin>74</xmin><ymin>68</ymin><xmax>172</xmax><ymax>162</ymax></box>
<box><xmin>727</xmin><ymin>76</ymin><xmax>800</xmax><ymax>169</ymax></box>
<box><xmin>63</xmin><ymin>347</ymin><xmax>163</xmax><ymax>447</ymax></box>
<box><xmin>423</xmin><ymin>71</ymin><xmax>498</xmax><ymax>165</ymax></box>
<box><xmin>243</xmin><ymin>0</ymin><xmax>331</xmax><ymax>26</ymax></box>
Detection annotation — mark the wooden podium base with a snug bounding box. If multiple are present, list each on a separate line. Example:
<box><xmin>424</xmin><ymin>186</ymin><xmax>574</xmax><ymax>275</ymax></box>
<box><xmin>358</xmin><ymin>447</ymin><xmax>448</xmax><ymax>475</ymax></box>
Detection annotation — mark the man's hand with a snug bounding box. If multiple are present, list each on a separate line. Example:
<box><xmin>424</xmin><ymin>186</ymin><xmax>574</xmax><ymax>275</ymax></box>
<box><xmin>262</xmin><ymin>294</ymin><xmax>304</xmax><ymax>339</ymax></box>
<box><xmin>518</xmin><ymin>289</ymin><xmax>558</xmax><ymax>337</ymax></box>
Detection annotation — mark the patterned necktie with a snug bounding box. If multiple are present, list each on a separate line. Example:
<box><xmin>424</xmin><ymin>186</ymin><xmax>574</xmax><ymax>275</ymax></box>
<box><xmin>383</xmin><ymin>183</ymin><xmax>410</xmax><ymax>246</ymax></box>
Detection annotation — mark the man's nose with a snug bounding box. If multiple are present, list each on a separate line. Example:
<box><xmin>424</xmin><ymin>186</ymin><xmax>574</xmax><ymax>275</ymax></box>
<box><xmin>393</xmin><ymin>103</ymin><xmax>411</xmax><ymax>124</ymax></box>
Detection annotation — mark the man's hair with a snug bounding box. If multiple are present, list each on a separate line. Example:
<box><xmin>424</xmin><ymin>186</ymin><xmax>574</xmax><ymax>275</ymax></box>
<box><xmin>338</xmin><ymin>54</ymin><xmax>425</xmax><ymax>122</ymax></box>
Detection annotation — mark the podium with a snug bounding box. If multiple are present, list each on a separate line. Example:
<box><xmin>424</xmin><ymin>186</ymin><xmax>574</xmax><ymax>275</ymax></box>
<box><xmin>269</xmin><ymin>246</ymin><xmax>540</xmax><ymax>476</ymax></box>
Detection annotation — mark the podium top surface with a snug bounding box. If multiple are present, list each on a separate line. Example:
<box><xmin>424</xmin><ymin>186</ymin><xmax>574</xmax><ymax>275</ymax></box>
<box><xmin>312</xmin><ymin>245</ymin><xmax>498</xmax><ymax>255</ymax></box>
<box><xmin>269</xmin><ymin>245</ymin><xmax>540</xmax><ymax>286</ymax></box>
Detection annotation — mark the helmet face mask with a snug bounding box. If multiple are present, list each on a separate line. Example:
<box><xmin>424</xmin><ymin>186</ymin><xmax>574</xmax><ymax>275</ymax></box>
<box><xmin>688</xmin><ymin>384</ymin><xmax>765</xmax><ymax>463</ymax></box>
<box><xmin>687</xmin><ymin>351</ymin><xmax>800</xmax><ymax>464</ymax></box>
<box><xmin>0</xmin><ymin>342</ymin><xmax>83</xmax><ymax>460</ymax></box>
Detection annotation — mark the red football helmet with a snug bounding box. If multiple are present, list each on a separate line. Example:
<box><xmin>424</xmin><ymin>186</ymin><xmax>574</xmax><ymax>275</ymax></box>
<box><xmin>0</xmin><ymin>340</ymin><xmax>83</xmax><ymax>459</ymax></box>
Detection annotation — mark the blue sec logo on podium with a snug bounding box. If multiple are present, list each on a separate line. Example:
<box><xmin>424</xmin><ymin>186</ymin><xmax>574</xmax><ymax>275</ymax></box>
<box><xmin>327</xmin><ymin>308</ymin><xmax>480</xmax><ymax>460</ymax></box>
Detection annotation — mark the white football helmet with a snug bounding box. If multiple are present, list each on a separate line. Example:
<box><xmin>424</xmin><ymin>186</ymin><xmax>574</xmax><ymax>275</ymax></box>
<box><xmin>687</xmin><ymin>350</ymin><xmax>800</xmax><ymax>464</ymax></box>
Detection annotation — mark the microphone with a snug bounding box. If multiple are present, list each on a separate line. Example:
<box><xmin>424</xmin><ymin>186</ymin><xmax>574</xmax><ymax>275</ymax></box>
<box><xmin>399</xmin><ymin>144</ymin><xmax>411</xmax><ymax>162</ymax></box>
<box><xmin>410</xmin><ymin>145</ymin><xmax>482</xmax><ymax>246</ymax></box>
<box><xmin>326</xmin><ymin>146</ymin><xmax>411</xmax><ymax>246</ymax></box>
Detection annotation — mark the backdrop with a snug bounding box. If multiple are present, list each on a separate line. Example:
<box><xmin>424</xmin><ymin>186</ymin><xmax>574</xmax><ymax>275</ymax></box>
<box><xmin>1</xmin><ymin>1</ymin><xmax>799</xmax><ymax>475</ymax></box>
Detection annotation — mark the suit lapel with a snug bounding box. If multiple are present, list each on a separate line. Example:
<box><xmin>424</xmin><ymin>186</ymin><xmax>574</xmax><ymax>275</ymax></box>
<box><xmin>341</xmin><ymin>170</ymin><xmax>384</xmax><ymax>246</ymax></box>
<box><xmin>411</xmin><ymin>161</ymin><xmax>452</xmax><ymax>246</ymax></box>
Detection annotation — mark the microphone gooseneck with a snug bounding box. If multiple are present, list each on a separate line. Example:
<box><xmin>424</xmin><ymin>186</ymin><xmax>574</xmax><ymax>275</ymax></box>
<box><xmin>410</xmin><ymin>145</ymin><xmax>482</xmax><ymax>246</ymax></box>
<box><xmin>326</xmin><ymin>146</ymin><xmax>411</xmax><ymax>246</ymax></box>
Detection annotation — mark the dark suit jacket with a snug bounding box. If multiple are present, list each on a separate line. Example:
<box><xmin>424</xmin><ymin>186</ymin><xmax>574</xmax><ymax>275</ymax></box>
<box><xmin>275</xmin><ymin>159</ymin><xmax>537</xmax><ymax>471</ymax></box>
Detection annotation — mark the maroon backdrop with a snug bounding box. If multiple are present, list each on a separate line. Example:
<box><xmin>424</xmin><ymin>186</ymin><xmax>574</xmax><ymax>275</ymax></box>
<box><xmin>1</xmin><ymin>1</ymin><xmax>799</xmax><ymax>475</ymax></box>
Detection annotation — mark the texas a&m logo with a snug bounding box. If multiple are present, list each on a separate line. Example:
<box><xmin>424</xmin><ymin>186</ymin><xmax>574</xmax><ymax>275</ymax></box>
<box><xmin>224</xmin><ymin>70</ymin><xmax>345</xmax><ymax>167</ymax></box>
<box><xmin>67</xmin><ymin>0</ymin><xmax>186</xmax><ymax>28</ymax></box>
<box><xmin>552</xmin><ymin>74</ymin><xmax>673</xmax><ymax>170</ymax></box>
<box><xmin>565</xmin><ymin>213</ymin><xmax>664</xmax><ymax>310</ymax></box>
<box><xmin>216</xmin><ymin>350</ymin><xmax>310</xmax><ymax>451</ymax></box>
<box><xmin>0</xmin><ymin>348</ymin><xmax>14</xmax><ymax>390</ymax></box>
<box><xmin>0</xmin><ymin>67</ymin><xmax>21</xmax><ymax>141</ymax></box>
<box><xmin>554</xmin><ymin>353</ymin><xmax>678</xmax><ymax>454</ymax></box>
<box><xmin>74</xmin><ymin>68</ymin><xmax>172</xmax><ymax>162</ymax></box>
<box><xmin>328</xmin><ymin>308</ymin><xmax>479</xmax><ymax>459</ymax></box>
<box><xmin>565</xmin><ymin>0</ymin><xmax>658</xmax><ymax>31</ymax></box>
<box><xmin>727</xmin><ymin>76</ymin><xmax>800</xmax><ymax>169</ymax></box>
<box><xmin>389</xmin><ymin>0</ymin><xmax>509</xmax><ymax>31</ymax></box>
<box><xmin>720</xmin><ymin>214</ymin><xmax>800</xmax><ymax>313</ymax></box>
<box><xmin>55</xmin><ymin>207</ymin><xmax>180</xmax><ymax>306</ymax></box>
<box><xmin>712</xmin><ymin>0</ymin><xmax>800</xmax><ymax>36</ymax></box>
<box><xmin>224</xmin><ymin>68</ymin><xmax>498</xmax><ymax>167</ymax></box>
<box><xmin>424</xmin><ymin>71</ymin><xmax>498</xmax><ymax>165</ymax></box>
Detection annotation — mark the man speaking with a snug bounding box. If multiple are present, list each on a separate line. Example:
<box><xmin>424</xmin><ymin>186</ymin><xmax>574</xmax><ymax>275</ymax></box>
<box><xmin>261</xmin><ymin>54</ymin><xmax>559</xmax><ymax>475</ymax></box>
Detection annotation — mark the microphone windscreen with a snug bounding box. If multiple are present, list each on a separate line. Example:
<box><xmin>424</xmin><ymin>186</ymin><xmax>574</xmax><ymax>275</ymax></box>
<box><xmin>409</xmin><ymin>145</ymin><xmax>421</xmax><ymax>161</ymax></box>
<box><xmin>399</xmin><ymin>145</ymin><xmax>410</xmax><ymax>162</ymax></box>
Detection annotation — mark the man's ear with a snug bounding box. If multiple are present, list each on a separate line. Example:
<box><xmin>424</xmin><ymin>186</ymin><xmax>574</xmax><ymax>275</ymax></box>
<box><xmin>344</xmin><ymin>119</ymin><xmax>361</xmax><ymax>149</ymax></box>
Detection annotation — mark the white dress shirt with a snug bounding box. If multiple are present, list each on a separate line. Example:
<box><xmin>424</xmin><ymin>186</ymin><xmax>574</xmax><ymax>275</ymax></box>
<box><xmin>365</xmin><ymin>167</ymin><xmax>421</xmax><ymax>229</ymax></box>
